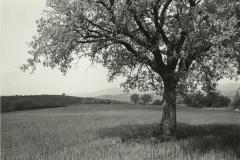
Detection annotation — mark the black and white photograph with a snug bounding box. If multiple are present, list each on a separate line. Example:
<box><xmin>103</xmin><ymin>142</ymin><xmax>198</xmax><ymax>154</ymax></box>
<box><xmin>1</xmin><ymin>0</ymin><xmax>240</xmax><ymax>159</ymax></box>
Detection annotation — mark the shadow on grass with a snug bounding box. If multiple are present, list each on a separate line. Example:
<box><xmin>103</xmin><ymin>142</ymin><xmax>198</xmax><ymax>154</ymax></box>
<box><xmin>97</xmin><ymin>123</ymin><xmax>240</xmax><ymax>157</ymax></box>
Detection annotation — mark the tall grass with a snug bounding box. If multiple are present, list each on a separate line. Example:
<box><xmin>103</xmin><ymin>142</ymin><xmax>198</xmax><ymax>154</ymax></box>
<box><xmin>1</xmin><ymin>104</ymin><xmax>240</xmax><ymax>160</ymax></box>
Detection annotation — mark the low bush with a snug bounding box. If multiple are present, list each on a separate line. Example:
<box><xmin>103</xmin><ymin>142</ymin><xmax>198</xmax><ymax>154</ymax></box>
<box><xmin>152</xmin><ymin>99</ymin><xmax>162</xmax><ymax>105</ymax></box>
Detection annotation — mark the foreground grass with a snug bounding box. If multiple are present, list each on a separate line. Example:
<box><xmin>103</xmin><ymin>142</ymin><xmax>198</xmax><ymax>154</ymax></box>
<box><xmin>1</xmin><ymin>104</ymin><xmax>240</xmax><ymax>160</ymax></box>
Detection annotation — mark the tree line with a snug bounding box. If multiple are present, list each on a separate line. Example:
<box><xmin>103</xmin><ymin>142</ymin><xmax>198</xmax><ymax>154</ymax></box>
<box><xmin>130</xmin><ymin>90</ymin><xmax>240</xmax><ymax>110</ymax></box>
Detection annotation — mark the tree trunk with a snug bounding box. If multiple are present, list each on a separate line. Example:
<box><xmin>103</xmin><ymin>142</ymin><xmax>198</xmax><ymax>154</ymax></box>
<box><xmin>161</xmin><ymin>74</ymin><xmax>177</xmax><ymax>140</ymax></box>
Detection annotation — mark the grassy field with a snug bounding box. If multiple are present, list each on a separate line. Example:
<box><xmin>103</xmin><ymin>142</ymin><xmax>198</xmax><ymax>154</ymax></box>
<box><xmin>1</xmin><ymin>104</ymin><xmax>240</xmax><ymax>160</ymax></box>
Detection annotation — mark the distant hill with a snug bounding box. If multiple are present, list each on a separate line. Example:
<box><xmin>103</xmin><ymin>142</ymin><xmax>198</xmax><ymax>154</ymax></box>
<box><xmin>96</xmin><ymin>93</ymin><xmax>163</xmax><ymax>102</ymax></box>
<box><xmin>73</xmin><ymin>81</ymin><xmax>239</xmax><ymax>102</ymax></box>
<box><xmin>1</xmin><ymin>95</ymin><xmax>125</xmax><ymax>112</ymax></box>
<box><xmin>73</xmin><ymin>87</ymin><xmax>124</xmax><ymax>97</ymax></box>
<box><xmin>96</xmin><ymin>93</ymin><xmax>131</xmax><ymax>102</ymax></box>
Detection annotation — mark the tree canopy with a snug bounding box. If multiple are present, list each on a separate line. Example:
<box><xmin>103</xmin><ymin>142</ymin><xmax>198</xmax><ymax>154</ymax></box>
<box><xmin>22</xmin><ymin>0</ymin><xmax>240</xmax><ymax>94</ymax></box>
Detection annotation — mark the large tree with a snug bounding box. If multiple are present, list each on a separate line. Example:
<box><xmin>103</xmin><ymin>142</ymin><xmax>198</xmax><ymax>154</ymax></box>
<box><xmin>22</xmin><ymin>0</ymin><xmax>240</xmax><ymax>139</ymax></box>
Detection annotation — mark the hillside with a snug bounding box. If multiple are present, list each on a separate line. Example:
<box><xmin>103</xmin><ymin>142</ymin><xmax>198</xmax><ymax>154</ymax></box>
<box><xmin>73</xmin><ymin>87</ymin><xmax>124</xmax><ymax>97</ymax></box>
<box><xmin>0</xmin><ymin>95</ymin><xmax>123</xmax><ymax>112</ymax></box>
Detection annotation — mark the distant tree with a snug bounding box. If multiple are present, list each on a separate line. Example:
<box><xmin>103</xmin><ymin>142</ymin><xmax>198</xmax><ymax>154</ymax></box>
<box><xmin>232</xmin><ymin>90</ymin><xmax>240</xmax><ymax>109</ymax></box>
<box><xmin>183</xmin><ymin>91</ymin><xmax>206</xmax><ymax>108</ymax></box>
<box><xmin>22</xmin><ymin>0</ymin><xmax>240</xmax><ymax>139</ymax></box>
<box><xmin>183</xmin><ymin>91</ymin><xmax>231</xmax><ymax>108</ymax></box>
<box><xmin>141</xmin><ymin>94</ymin><xmax>153</xmax><ymax>105</ymax></box>
<box><xmin>130</xmin><ymin>94</ymin><xmax>140</xmax><ymax>104</ymax></box>
<box><xmin>205</xmin><ymin>91</ymin><xmax>231</xmax><ymax>108</ymax></box>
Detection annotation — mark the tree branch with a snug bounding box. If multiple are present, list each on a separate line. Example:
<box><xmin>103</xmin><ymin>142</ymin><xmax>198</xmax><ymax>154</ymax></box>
<box><xmin>160</xmin><ymin>0</ymin><xmax>173</xmax><ymax>26</ymax></box>
<box><xmin>179</xmin><ymin>42</ymin><xmax>212</xmax><ymax>72</ymax></box>
<box><xmin>153</xmin><ymin>1</ymin><xmax>171</xmax><ymax>46</ymax></box>
<box><xmin>115</xmin><ymin>40</ymin><xmax>152</xmax><ymax>65</ymax></box>
<box><xmin>85</xmin><ymin>17</ymin><xmax>113</xmax><ymax>33</ymax></box>
<box><xmin>188</xmin><ymin>0</ymin><xmax>196</xmax><ymax>7</ymax></box>
<box><xmin>175</xmin><ymin>31</ymin><xmax>187</xmax><ymax>54</ymax></box>
<box><xmin>132</xmin><ymin>13</ymin><xmax>152</xmax><ymax>40</ymax></box>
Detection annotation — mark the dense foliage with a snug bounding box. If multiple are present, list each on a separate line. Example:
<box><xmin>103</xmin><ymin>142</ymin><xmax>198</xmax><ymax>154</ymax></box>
<box><xmin>152</xmin><ymin>99</ymin><xmax>163</xmax><ymax>105</ymax></box>
<box><xmin>183</xmin><ymin>91</ymin><xmax>231</xmax><ymax>108</ymax></box>
<box><xmin>130</xmin><ymin>94</ymin><xmax>140</xmax><ymax>104</ymax></box>
<box><xmin>141</xmin><ymin>94</ymin><xmax>153</xmax><ymax>105</ymax></box>
<box><xmin>22</xmin><ymin>0</ymin><xmax>240</xmax><ymax>93</ymax></box>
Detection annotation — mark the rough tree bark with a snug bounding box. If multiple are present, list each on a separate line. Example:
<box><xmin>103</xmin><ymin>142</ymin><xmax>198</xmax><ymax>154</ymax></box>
<box><xmin>160</xmin><ymin>73</ymin><xmax>178</xmax><ymax>139</ymax></box>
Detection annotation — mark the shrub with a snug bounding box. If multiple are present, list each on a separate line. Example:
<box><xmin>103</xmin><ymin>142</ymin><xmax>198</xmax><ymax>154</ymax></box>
<box><xmin>212</xmin><ymin>95</ymin><xmax>231</xmax><ymax>108</ymax></box>
<box><xmin>183</xmin><ymin>91</ymin><xmax>206</xmax><ymax>108</ymax></box>
<box><xmin>130</xmin><ymin>94</ymin><xmax>140</xmax><ymax>104</ymax></box>
<box><xmin>205</xmin><ymin>92</ymin><xmax>231</xmax><ymax>108</ymax></box>
<box><xmin>152</xmin><ymin>99</ymin><xmax>162</xmax><ymax>105</ymax></box>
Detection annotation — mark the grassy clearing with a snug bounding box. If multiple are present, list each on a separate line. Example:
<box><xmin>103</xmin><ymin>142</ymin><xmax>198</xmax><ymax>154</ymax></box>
<box><xmin>1</xmin><ymin>104</ymin><xmax>240</xmax><ymax>160</ymax></box>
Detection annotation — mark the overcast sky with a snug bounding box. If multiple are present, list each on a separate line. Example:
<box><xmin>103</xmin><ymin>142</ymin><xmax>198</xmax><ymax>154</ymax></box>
<box><xmin>0</xmin><ymin>0</ymin><xmax>239</xmax><ymax>96</ymax></box>
<box><xmin>0</xmin><ymin>0</ymin><xmax>124</xmax><ymax>96</ymax></box>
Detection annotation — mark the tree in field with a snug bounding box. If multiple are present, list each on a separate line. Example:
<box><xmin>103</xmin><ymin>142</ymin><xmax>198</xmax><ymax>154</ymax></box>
<box><xmin>232</xmin><ymin>90</ymin><xmax>240</xmax><ymax>109</ymax></box>
<box><xmin>130</xmin><ymin>94</ymin><xmax>140</xmax><ymax>104</ymax></box>
<box><xmin>141</xmin><ymin>94</ymin><xmax>153</xmax><ymax>105</ymax></box>
<box><xmin>22</xmin><ymin>0</ymin><xmax>240</xmax><ymax>139</ymax></box>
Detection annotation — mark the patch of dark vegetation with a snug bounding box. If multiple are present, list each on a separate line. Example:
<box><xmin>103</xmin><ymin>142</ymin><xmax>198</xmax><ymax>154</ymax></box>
<box><xmin>97</xmin><ymin>123</ymin><xmax>240</xmax><ymax>158</ymax></box>
<box><xmin>1</xmin><ymin>95</ymin><xmax>126</xmax><ymax>112</ymax></box>
<box><xmin>179</xmin><ymin>124</ymin><xmax>240</xmax><ymax>158</ymax></box>
<box><xmin>152</xmin><ymin>99</ymin><xmax>163</xmax><ymax>105</ymax></box>
<box><xmin>98</xmin><ymin>123</ymin><xmax>160</xmax><ymax>143</ymax></box>
<box><xmin>183</xmin><ymin>91</ymin><xmax>231</xmax><ymax>108</ymax></box>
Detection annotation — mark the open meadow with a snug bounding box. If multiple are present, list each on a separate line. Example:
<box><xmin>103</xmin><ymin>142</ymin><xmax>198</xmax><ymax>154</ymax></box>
<box><xmin>1</xmin><ymin>104</ymin><xmax>240</xmax><ymax>160</ymax></box>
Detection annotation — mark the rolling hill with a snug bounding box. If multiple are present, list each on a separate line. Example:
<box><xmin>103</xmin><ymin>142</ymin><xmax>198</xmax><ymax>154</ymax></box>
<box><xmin>72</xmin><ymin>81</ymin><xmax>239</xmax><ymax>102</ymax></box>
